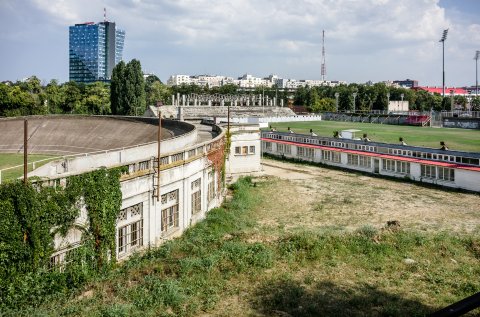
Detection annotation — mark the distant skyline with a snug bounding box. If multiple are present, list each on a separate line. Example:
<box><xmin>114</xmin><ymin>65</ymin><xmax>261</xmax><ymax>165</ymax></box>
<box><xmin>1</xmin><ymin>0</ymin><xmax>479</xmax><ymax>86</ymax></box>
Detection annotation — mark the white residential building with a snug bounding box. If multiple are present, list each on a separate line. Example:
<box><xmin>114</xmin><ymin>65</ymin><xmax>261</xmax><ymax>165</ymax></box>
<box><xmin>167</xmin><ymin>73</ymin><xmax>346</xmax><ymax>89</ymax></box>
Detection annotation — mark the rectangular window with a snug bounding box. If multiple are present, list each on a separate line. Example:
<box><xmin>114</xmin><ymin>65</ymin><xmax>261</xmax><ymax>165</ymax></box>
<box><xmin>396</xmin><ymin>161</ymin><xmax>410</xmax><ymax>174</ymax></box>
<box><xmin>277</xmin><ymin>143</ymin><xmax>284</xmax><ymax>153</ymax></box>
<box><xmin>161</xmin><ymin>189</ymin><xmax>180</xmax><ymax>232</ymax></box>
<box><xmin>138</xmin><ymin>160</ymin><xmax>150</xmax><ymax>171</ymax></box>
<box><xmin>421</xmin><ymin>164</ymin><xmax>436</xmax><ymax>178</ymax></box>
<box><xmin>438</xmin><ymin>167</ymin><xmax>455</xmax><ymax>182</ymax></box>
<box><xmin>118</xmin><ymin>226</ymin><xmax>127</xmax><ymax>253</ymax></box>
<box><xmin>284</xmin><ymin>145</ymin><xmax>291</xmax><ymax>154</ymax></box>
<box><xmin>130</xmin><ymin>220</ymin><xmax>143</xmax><ymax>247</ymax></box>
<box><xmin>207</xmin><ymin>171</ymin><xmax>215</xmax><ymax>203</ymax></box>
<box><xmin>264</xmin><ymin>142</ymin><xmax>272</xmax><ymax>150</ymax></box>
<box><xmin>235</xmin><ymin>145</ymin><xmax>255</xmax><ymax>155</ymax></box>
<box><xmin>161</xmin><ymin>204</ymin><xmax>179</xmax><ymax>231</ymax></box>
<box><xmin>171</xmin><ymin>153</ymin><xmax>184</xmax><ymax>163</ymax></box>
<box><xmin>347</xmin><ymin>154</ymin><xmax>359</xmax><ymax>166</ymax></box>
<box><xmin>359</xmin><ymin>155</ymin><xmax>371</xmax><ymax>168</ymax></box>
<box><xmin>191</xmin><ymin>178</ymin><xmax>202</xmax><ymax>214</ymax></box>
<box><xmin>323</xmin><ymin>150</ymin><xmax>340</xmax><ymax>163</ymax></box>
<box><xmin>384</xmin><ymin>159</ymin><xmax>396</xmax><ymax>172</ymax></box>
<box><xmin>298</xmin><ymin>147</ymin><xmax>314</xmax><ymax>158</ymax></box>
<box><xmin>192</xmin><ymin>190</ymin><xmax>202</xmax><ymax>214</ymax></box>
<box><xmin>118</xmin><ymin>220</ymin><xmax>143</xmax><ymax>254</ymax></box>
<box><xmin>160</xmin><ymin>156</ymin><xmax>169</xmax><ymax>165</ymax></box>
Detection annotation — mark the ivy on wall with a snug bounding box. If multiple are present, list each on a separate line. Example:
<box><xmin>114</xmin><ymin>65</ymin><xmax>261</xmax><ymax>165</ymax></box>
<box><xmin>207</xmin><ymin>137</ymin><xmax>226</xmax><ymax>192</ymax></box>
<box><xmin>0</xmin><ymin>166</ymin><xmax>124</xmax><ymax>309</ymax></box>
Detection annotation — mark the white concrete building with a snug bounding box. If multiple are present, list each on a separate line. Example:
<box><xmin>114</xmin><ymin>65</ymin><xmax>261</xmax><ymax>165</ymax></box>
<box><xmin>6</xmin><ymin>116</ymin><xmax>263</xmax><ymax>265</ymax></box>
<box><xmin>226</xmin><ymin>124</ymin><xmax>262</xmax><ymax>174</ymax></box>
<box><xmin>167</xmin><ymin>73</ymin><xmax>346</xmax><ymax>89</ymax></box>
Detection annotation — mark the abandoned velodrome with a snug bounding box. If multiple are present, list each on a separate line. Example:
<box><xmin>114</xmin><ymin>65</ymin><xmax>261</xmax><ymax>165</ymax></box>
<box><xmin>0</xmin><ymin>105</ymin><xmax>479</xmax><ymax>265</ymax></box>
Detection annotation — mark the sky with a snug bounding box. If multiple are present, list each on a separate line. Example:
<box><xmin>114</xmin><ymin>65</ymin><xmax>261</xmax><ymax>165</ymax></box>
<box><xmin>0</xmin><ymin>0</ymin><xmax>479</xmax><ymax>87</ymax></box>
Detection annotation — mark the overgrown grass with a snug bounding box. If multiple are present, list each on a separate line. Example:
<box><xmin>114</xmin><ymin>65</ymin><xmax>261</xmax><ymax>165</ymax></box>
<box><xmin>9</xmin><ymin>177</ymin><xmax>480</xmax><ymax>316</ymax></box>
<box><xmin>269</xmin><ymin>121</ymin><xmax>480</xmax><ymax>152</ymax></box>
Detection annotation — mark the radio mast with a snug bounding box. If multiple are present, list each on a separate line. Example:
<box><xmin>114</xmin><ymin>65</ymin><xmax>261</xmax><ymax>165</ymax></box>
<box><xmin>321</xmin><ymin>30</ymin><xmax>326</xmax><ymax>81</ymax></box>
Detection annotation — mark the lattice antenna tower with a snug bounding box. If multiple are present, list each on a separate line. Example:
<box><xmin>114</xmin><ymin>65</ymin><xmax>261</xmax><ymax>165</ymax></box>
<box><xmin>321</xmin><ymin>30</ymin><xmax>326</xmax><ymax>81</ymax></box>
<box><xmin>104</xmin><ymin>7</ymin><xmax>107</xmax><ymax>22</ymax></box>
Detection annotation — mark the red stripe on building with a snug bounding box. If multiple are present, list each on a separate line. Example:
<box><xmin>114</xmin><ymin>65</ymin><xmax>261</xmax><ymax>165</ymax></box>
<box><xmin>261</xmin><ymin>138</ymin><xmax>480</xmax><ymax>172</ymax></box>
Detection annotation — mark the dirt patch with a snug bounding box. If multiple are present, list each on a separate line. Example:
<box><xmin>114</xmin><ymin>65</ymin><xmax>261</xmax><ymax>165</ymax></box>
<box><xmin>257</xmin><ymin>159</ymin><xmax>480</xmax><ymax>234</ymax></box>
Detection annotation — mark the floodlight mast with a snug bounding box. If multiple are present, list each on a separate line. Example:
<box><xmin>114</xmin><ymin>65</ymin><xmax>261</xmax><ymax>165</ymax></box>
<box><xmin>475</xmin><ymin>50</ymin><xmax>480</xmax><ymax>97</ymax></box>
<box><xmin>439</xmin><ymin>29</ymin><xmax>449</xmax><ymax>97</ymax></box>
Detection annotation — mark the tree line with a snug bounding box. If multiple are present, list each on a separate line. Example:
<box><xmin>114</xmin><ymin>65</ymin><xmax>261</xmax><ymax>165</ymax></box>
<box><xmin>2</xmin><ymin>60</ymin><xmax>479</xmax><ymax>117</ymax></box>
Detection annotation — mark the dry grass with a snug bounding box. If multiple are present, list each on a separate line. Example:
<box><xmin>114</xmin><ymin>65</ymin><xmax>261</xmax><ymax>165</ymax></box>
<box><xmin>258</xmin><ymin>159</ymin><xmax>480</xmax><ymax>235</ymax></box>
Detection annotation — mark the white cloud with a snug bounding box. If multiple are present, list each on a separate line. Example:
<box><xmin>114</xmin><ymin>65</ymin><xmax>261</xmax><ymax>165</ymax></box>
<box><xmin>0</xmin><ymin>0</ymin><xmax>476</xmax><ymax>85</ymax></box>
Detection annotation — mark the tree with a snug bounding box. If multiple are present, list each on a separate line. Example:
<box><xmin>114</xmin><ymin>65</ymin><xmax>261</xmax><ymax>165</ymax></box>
<box><xmin>124</xmin><ymin>59</ymin><xmax>146</xmax><ymax>116</ymax></box>
<box><xmin>110</xmin><ymin>59</ymin><xmax>146</xmax><ymax>115</ymax></box>
<box><xmin>471</xmin><ymin>96</ymin><xmax>480</xmax><ymax>111</ymax></box>
<box><xmin>61</xmin><ymin>81</ymin><xmax>82</xmax><ymax>113</ymax></box>
<box><xmin>146</xmin><ymin>81</ymin><xmax>171</xmax><ymax>108</ymax></box>
<box><xmin>45</xmin><ymin>80</ymin><xmax>64</xmax><ymax>114</ymax></box>
<box><xmin>312</xmin><ymin>98</ymin><xmax>336</xmax><ymax>112</ymax></box>
<box><xmin>85</xmin><ymin>82</ymin><xmax>110</xmax><ymax>114</ymax></box>
<box><xmin>110</xmin><ymin>61</ymin><xmax>126</xmax><ymax>115</ymax></box>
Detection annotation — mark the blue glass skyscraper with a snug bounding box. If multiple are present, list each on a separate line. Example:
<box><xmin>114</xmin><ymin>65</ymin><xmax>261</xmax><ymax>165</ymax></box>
<box><xmin>69</xmin><ymin>21</ymin><xmax>125</xmax><ymax>83</ymax></box>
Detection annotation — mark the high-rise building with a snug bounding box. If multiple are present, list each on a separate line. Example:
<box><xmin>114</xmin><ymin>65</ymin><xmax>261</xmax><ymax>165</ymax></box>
<box><xmin>69</xmin><ymin>21</ymin><xmax>125</xmax><ymax>83</ymax></box>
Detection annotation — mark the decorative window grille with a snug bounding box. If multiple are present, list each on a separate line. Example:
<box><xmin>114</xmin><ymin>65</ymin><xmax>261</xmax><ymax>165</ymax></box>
<box><xmin>161</xmin><ymin>189</ymin><xmax>180</xmax><ymax>232</ymax></box>
<box><xmin>191</xmin><ymin>178</ymin><xmax>202</xmax><ymax>214</ymax></box>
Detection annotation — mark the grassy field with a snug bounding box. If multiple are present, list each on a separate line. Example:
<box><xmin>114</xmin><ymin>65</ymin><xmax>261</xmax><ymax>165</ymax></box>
<box><xmin>16</xmin><ymin>171</ymin><xmax>480</xmax><ymax>317</ymax></box>
<box><xmin>0</xmin><ymin>153</ymin><xmax>57</xmax><ymax>182</ymax></box>
<box><xmin>269</xmin><ymin>121</ymin><xmax>480</xmax><ymax>152</ymax></box>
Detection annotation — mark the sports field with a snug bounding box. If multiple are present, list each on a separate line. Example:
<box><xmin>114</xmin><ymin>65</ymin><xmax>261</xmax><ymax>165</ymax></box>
<box><xmin>270</xmin><ymin>121</ymin><xmax>480</xmax><ymax>152</ymax></box>
<box><xmin>0</xmin><ymin>153</ymin><xmax>56</xmax><ymax>182</ymax></box>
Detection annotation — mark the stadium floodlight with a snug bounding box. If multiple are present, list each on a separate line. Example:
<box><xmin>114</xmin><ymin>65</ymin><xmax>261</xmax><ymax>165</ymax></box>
<box><xmin>439</xmin><ymin>29</ymin><xmax>449</xmax><ymax>97</ymax></box>
<box><xmin>475</xmin><ymin>50</ymin><xmax>480</xmax><ymax>96</ymax></box>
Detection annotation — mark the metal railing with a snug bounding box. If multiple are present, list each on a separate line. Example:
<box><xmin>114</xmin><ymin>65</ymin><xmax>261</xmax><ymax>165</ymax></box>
<box><xmin>429</xmin><ymin>291</ymin><xmax>480</xmax><ymax>317</ymax></box>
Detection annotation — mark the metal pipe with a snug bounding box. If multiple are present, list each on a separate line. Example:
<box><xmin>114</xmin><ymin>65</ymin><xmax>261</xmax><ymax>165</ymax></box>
<box><xmin>430</xmin><ymin>291</ymin><xmax>480</xmax><ymax>317</ymax></box>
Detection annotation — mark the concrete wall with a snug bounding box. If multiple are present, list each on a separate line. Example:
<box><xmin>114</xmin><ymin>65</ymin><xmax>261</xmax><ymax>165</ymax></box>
<box><xmin>50</xmin><ymin>125</ymin><xmax>229</xmax><ymax>263</ymax></box>
<box><xmin>443</xmin><ymin>117</ymin><xmax>480</xmax><ymax>129</ymax></box>
<box><xmin>227</xmin><ymin>125</ymin><xmax>261</xmax><ymax>174</ymax></box>
<box><xmin>29</xmin><ymin>121</ymin><xmax>198</xmax><ymax>178</ymax></box>
<box><xmin>145</xmin><ymin>105</ymin><xmax>296</xmax><ymax>120</ymax></box>
<box><xmin>388</xmin><ymin>101</ymin><xmax>409</xmax><ymax>112</ymax></box>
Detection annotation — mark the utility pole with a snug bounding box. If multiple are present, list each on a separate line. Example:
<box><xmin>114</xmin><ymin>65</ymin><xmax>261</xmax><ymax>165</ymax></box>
<box><xmin>157</xmin><ymin>102</ymin><xmax>162</xmax><ymax>201</ymax></box>
<box><xmin>24</xmin><ymin>119</ymin><xmax>28</xmax><ymax>184</ymax></box>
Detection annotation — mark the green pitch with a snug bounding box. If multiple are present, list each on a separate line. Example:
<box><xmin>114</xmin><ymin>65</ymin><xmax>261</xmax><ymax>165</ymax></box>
<box><xmin>0</xmin><ymin>153</ymin><xmax>56</xmax><ymax>182</ymax></box>
<box><xmin>268</xmin><ymin>121</ymin><xmax>480</xmax><ymax>152</ymax></box>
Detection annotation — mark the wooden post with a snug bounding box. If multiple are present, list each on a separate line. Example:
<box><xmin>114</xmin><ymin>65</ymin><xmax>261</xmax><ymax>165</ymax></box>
<box><xmin>24</xmin><ymin>119</ymin><xmax>28</xmax><ymax>184</ymax></box>
<box><xmin>157</xmin><ymin>103</ymin><xmax>162</xmax><ymax>201</ymax></box>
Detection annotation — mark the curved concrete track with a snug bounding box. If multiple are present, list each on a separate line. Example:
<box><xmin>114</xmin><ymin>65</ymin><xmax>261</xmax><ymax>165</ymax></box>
<box><xmin>0</xmin><ymin>116</ymin><xmax>175</xmax><ymax>155</ymax></box>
